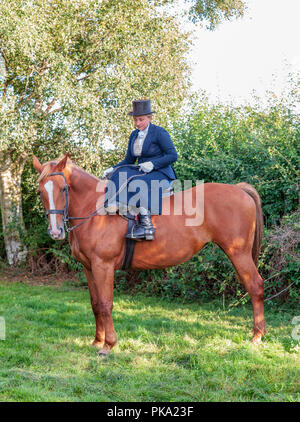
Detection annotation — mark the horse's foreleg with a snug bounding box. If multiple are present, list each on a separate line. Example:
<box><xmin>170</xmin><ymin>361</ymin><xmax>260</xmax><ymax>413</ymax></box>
<box><xmin>90</xmin><ymin>259</ymin><xmax>117</xmax><ymax>355</ymax></box>
<box><xmin>83</xmin><ymin>267</ymin><xmax>105</xmax><ymax>348</ymax></box>
<box><xmin>226</xmin><ymin>251</ymin><xmax>266</xmax><ymax>343</ymax></box>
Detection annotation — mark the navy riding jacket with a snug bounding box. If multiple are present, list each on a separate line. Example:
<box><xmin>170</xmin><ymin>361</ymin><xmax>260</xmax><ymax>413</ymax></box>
<box><xmin>115</xmin><ymin>123</ymin><xmax>178</xmax><ymax>180</ymax></box>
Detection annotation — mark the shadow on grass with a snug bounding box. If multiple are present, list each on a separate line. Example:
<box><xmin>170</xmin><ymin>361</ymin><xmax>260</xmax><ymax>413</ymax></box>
<box><xmin>1</xmin><ymin>281</ymin><xmax>296</xmax><ymax>354</ymax></box>
<box><xmin>0</xmin><ymin>282</ymin><xmax>299</xmax><ymax>401</ymax></box>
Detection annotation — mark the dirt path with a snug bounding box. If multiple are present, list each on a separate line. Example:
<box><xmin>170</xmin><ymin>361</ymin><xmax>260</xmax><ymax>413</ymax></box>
<box><xmin>0</xmin><ymin>266</ymin><xmax>76</xmax><ymax>286</ymax></box>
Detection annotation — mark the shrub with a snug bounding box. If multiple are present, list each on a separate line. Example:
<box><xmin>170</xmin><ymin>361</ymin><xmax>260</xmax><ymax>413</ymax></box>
<box><xmin>114</xmin><ymin>211</ymin><xmax>299</xmax><ymax>304</ymax></box>
<box><xmin>260</xmin><ymin>210</ymin><xmax>300</xmax><ymax>302</ymax></box>
<box><xmin>172</xmin><ymin>100</ymin><xmax>299</xmax><ymax>226</ymax></box>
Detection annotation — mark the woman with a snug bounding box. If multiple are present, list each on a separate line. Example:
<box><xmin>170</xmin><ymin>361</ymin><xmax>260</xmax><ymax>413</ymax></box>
<box><xmin>103</xmin><ymin>99</ymin><xmax>178</xmax><ymax>240</ymax></box>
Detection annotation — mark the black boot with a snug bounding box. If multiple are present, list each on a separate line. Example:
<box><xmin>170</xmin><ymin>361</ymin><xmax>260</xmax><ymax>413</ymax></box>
<box><xmin>125</xmin><ymin>211</ymin><xmax>155</xmax><ymax>240</ymax></box>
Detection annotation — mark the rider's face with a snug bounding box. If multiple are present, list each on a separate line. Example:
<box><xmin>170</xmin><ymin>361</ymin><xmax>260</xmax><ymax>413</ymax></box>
<box><xmin>133</xmin><ymin>115</ymin><xmax>152</xmax><ymax>131</ymax></box>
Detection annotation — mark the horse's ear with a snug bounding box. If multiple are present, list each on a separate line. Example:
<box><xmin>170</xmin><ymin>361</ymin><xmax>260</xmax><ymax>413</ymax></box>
<box><xmin>33</xmin><ymin>156</ymin><xmax>43</xmax><ymax>174</ymax></box>
<box><xmin>55</xmin><ymin>154</ymin><xmax>69</xmax><ymax>172</ymax></box>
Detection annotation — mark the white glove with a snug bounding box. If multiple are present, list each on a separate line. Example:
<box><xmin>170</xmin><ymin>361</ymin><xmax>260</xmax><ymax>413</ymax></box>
<box><xmin>102</xmin><ymin>167</ymin><xmax>114</xmax><ymax>178</ymax></box>
<box><xmin>139</xmin><ymin>161</ymin><xmax>154</xmax><ymax>173</ymax></box>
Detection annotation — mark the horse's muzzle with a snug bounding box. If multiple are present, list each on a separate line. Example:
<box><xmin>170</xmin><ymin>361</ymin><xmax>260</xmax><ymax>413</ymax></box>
<box><xmin>48</xmin><ymin>226</ymin><xmax>65</xmax><ymax>240</ymax></box>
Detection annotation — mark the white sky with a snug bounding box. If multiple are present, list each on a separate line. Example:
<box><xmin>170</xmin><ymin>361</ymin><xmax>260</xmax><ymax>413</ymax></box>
<box><xmin>186</xmin><ymin>0</ymin><xmax>300</xmax><ymax>106</ymax></box>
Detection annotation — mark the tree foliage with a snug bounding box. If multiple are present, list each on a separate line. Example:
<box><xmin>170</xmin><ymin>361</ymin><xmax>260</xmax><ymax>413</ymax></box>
<box><xmin>186</xmin><ymin>0</ymin><xmax>246</xmax><ymax>29</ymax></box>
<box><xmin>0</xmin><ymin>0</ymin><xmax>190</xmax><ymax>160</ymax></box>
<box><xmin>0</xmin><ymin>0</ymin><xmax>190</xmax><ymax>264</ymax></box>
<box><xmin>153</xmin><ymin>0</ymin><xmax>246</xmax><ymax>29</ymax></box>
<box><xmin>172</xmin><ymin>91</ymin><xmax>300</xmax><ymax>226</ymax></box>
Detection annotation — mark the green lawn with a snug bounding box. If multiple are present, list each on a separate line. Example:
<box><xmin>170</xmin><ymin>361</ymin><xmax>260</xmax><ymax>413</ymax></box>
<box><xmin>0</xmin><ymin>280</ymin><xmax>299</xmax><ymax>402</ymax></box>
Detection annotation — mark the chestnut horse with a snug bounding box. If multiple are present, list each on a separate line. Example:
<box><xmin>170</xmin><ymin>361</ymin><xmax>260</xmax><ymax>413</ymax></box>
<box><xmin>33</xmin><ymin>154</ymin><xmax>265</xmax><ymax>355</ymax></box>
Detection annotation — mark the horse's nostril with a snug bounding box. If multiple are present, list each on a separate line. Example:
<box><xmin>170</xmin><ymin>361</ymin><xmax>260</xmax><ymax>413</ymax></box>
<box><xmin>58</xmin><ymin>226</ymin><xmax>65</xmax><ymax>239</ymax></box>
<box><xmin>48</xmin><ymin>226</ymin><xmax>64</xmax><ymax>238</ymax></box>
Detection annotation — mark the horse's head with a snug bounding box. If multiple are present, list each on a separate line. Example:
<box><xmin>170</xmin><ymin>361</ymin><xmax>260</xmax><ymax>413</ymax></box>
<box><xmin>33</xmin><ymin>154</ymin><xmax>71</xmax><ymax>240</ymax></box>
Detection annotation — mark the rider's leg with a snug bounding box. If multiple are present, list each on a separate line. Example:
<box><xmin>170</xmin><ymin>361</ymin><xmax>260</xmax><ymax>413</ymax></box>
<box><xmin>125</xmin><ymin>206</ymin><xmax>155</xmax><ymax>240</ymax></box>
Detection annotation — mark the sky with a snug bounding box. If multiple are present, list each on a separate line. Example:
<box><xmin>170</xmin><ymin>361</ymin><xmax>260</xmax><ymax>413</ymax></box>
<box><xmin>185</xmin><ymin>0</ymin><xmax>300</xmax><ymax>106</ymax></box>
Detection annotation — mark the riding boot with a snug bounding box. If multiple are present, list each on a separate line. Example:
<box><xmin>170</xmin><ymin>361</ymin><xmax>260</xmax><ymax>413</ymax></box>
<box><xmin>125</xmin><ymin>210</ymin><xmax>155</xmax><ymax>240</ymax></box>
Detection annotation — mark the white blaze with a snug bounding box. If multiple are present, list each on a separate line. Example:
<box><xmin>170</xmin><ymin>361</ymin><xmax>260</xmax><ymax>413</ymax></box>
<box><xmin>44</xmin><ymin>180</ymin><xmax>58</xmax><ymax>231</ymax></box>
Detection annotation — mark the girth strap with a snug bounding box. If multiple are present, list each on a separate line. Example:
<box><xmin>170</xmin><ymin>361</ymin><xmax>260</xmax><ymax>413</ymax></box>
<box><xmin>121</xmin><ymin>217</ymin><xmax>137</xmax><ymax>270</ymax></box>
<box><xmin>121</xmin><ymin>238</ymin><xmax>136</xmax><ymax>270</ymax></box>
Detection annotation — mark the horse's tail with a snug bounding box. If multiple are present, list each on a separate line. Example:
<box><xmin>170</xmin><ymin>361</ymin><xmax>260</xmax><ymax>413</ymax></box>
<box><xmin>236</xmin><ymin>182</ymin><xmax>264</xmax><ymax>267</ymax></box>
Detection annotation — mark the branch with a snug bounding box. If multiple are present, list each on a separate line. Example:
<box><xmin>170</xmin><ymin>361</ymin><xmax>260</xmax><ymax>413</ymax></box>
<box><xmin>44</xmin><ymin>98</ymin><xmax>57</xmax><ymax>114</ymax></box>
<box><xmin>76</xmin><ymin>67</ymin><xmax>99</xmax><ymax>82</ymax></box>
<box><xmin>2</xmin><ymin>76</ymin><xmax>16</xmax><ymax>98</ymax></box>
<box><xmin>47</xmin><ymin>106</ymin><xmax>62</xmax><ymax>115</ymax></box>
<box><xmin>0</xmin><ymin>48</ymin><xmax>9</xmax><ymax>74</ymax></box>
<box><xmin>0</xmin><ymin>49</ymin><xmax>16</xmax><ymax>98</ymax></box>
<box><xmin>17</xmin><ymin>92</ymin><xmax>35</xmax><ymax>108</ymax></box>
<box><xmin>36</xmin><ymin>59</ymin><xmax>51</xmax><ymax>75</ymax></box>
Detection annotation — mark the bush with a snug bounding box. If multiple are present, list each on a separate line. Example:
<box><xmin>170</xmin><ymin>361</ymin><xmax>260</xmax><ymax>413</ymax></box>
<box><xmin>172</xmin><ymin>99</ymin><xmax>299</xmax><ymax>226</ymax></box>
<box><xmin>114</xmin><ymin>244</ymin><xmax>239</xmax><ymax>302</ymax></box>
<box><xmin>260</xmin><ymin>210</ymin><xmax>300</xmax><ymax>302</ymax></box>
<box><xmin>114</xmin><ymin>211</ymin><xmax>299</xmax><ymax>304</ymax></box>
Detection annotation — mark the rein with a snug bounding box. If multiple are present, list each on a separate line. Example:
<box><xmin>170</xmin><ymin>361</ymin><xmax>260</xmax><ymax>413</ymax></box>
<box><xmin>45</xmin><ymin>164</ymin><xmax>146</xmax><ymax>233</ymax></box>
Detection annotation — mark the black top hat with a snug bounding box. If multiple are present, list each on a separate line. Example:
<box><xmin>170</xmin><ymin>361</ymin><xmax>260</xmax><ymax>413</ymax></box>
<box><xmin>128</xmin><ymin>99</ymin><xmax>156</xmax><ymax>116</ymax></box>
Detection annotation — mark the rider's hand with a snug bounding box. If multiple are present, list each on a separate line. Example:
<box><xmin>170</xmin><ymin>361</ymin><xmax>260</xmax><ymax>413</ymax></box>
<box><xmin>102</xmin><ymin>167</ymin><xmax>114</xmax><ymax>178</ymax></box>
<box><xmin>139</xmin><ymin>161</ymin><xmax>154</xmax><ymax>173</ymax></box>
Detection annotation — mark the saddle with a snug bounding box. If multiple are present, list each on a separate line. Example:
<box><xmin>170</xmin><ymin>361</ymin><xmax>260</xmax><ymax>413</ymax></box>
<box><xmin>120</xmin><ymin>181</ymin><xmax>174</xmax><ymax>270</ymax></box>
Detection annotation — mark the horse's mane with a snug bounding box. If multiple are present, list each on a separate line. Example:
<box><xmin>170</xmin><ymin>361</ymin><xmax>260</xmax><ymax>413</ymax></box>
<box><xmin>38</xmin><ymin>156</ymin><xmax>73</xmax><ymax>182</ymax></box>
<box><xmin>38</xmin><ymin>156</ymin><xmax>104</xmax><ymax>184</ymax></box>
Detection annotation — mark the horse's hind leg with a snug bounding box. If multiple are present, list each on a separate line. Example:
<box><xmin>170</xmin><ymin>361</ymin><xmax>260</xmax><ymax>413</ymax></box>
<box><xmin>226</xmin><ymin>251</ymin><xmax>266</xmax><ymax>343</ymax></box>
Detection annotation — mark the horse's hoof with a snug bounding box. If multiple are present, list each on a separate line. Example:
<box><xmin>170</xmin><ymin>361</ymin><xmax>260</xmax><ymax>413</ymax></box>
<box><xmin>98</xmin><ymin>348</ymin><xmax>111</xmax><ymax>357</ymax></box>
<box><xmin>251</xmin><ymin>335</ymin><xmax>262</xmax><ymax>345</ymax></box>
<box><xmin>91</xmin><ymin>340</ymin><xmax>103</xmax><ymax>349</ymax></box>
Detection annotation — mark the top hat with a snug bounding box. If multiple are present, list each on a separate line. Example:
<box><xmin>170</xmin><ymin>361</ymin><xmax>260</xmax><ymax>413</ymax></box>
<box><xmin>128</xmin><ymin>99</ymin><xmax>155</xmax><ymax>116</ymax></box>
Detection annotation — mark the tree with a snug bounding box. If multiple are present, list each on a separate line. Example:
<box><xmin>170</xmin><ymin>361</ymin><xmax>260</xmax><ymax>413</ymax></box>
<box><xmin>186</xmin><ymin>0</ymin><xmax>246</xmax><ymax>29</ymax></box>
<box><xmin>156</xmin><ymin>0</ymin><xmax>246</xmax><ymax>29</ymax></box>
<box><xmin>0</xmin><ymin>0</ymin><xmax>247</xmax><ymax>266</ymax></box>
<box><xmin>0</xmin><ymin>0</ymin><xmax>190</xmax><ymax>265</ymax></box>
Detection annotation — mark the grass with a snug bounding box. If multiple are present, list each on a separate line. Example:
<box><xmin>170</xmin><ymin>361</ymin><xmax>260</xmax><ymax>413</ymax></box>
<box><xmin>0</xmin><ymin>280</ymin><xmax>299</xmax><ymax>402</ymax></box>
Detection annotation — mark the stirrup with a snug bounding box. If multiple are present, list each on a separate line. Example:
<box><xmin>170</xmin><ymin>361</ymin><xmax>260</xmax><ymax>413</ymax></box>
<box><xmin>144</xmin><ymin>228</ymin><xmax>155</xmax><ymax>240</ymax></box>
<box><xmin>126</xmin><ymin>231</ymin><xmax>154</xmax><ymax>241</ymax></box>
<box><xmin>125</xmin><ymin>225</ymin><xmax>149</xmax><ymax>241</ymax></box>
<box><xmin>125</xmin><ymin>220</ymin><xmax>155</xmax><ymax>241</ymax></box>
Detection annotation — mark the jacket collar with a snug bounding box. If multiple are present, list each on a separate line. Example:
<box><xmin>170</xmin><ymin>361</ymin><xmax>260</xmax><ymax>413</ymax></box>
<box><xmin>140</xmin><ymin>122</ymin><xmax>155</xmax><ymax>155</ymax></box>
<box><xmin>131</xmin><ymin>122</ymin><xmax>155</xmax><ymax>156</ymax></box>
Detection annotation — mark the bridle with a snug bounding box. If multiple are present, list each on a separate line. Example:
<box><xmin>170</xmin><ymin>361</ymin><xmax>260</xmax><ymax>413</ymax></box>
<box><xmin>43</xmin><ymin>165</ymin><xmax>146</xmax><ymax>233</ymax></box>
<box><xmin>44</xmin><ymin>171</ymin><xmax>102</xmax><ymax>233</ymax></box>
<box><xmin>44</xmin><ymin>172</ymin><xmax>70</xmax><ymax>226</ymax></box>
